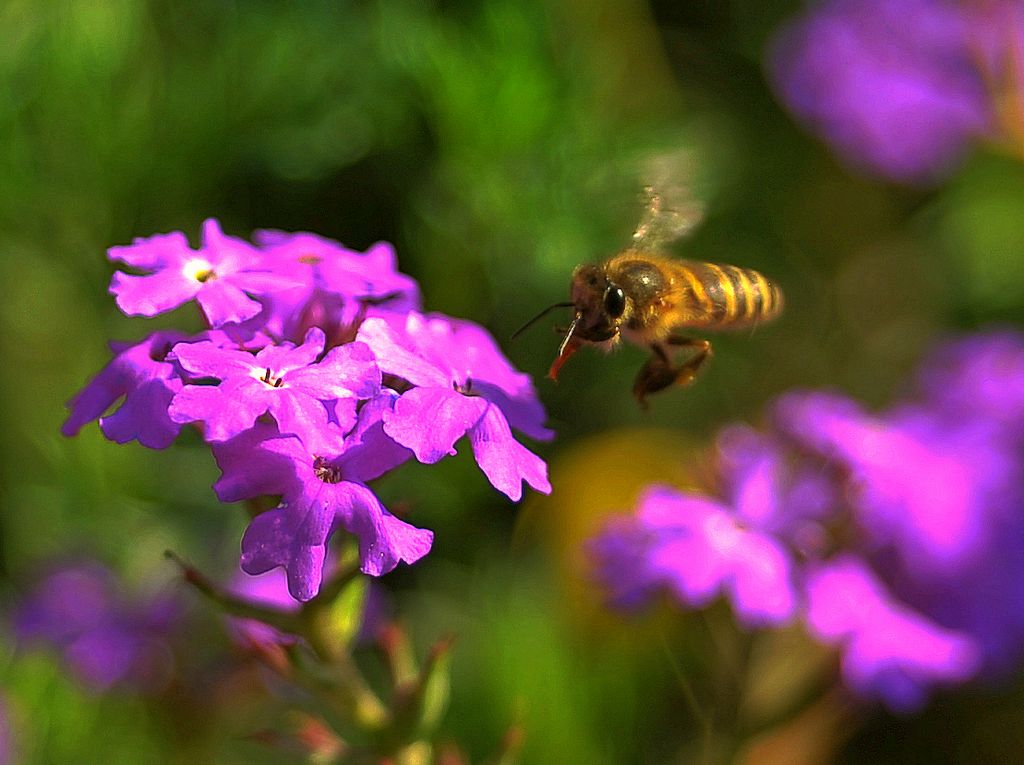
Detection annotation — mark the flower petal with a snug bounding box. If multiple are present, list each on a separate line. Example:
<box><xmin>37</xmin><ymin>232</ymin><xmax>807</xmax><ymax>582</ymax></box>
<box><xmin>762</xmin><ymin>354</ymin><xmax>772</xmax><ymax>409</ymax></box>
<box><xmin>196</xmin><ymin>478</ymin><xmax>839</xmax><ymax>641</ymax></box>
<box><xmin>468</xmin><ymin>404</ymin><xmax>551</xmax><ymax>501</ymax></box>
<box><xmin>212</xmin><ymin>426</ymin><xmax>304</xmax><ymax>503</ymax></box>
<box><xmin>241</xmin><ymin>501</ymin><xmax>334</xmax><ymax>602</ymax></box>
<box><xmin>107</xmin><ymin>231</ymin><xmax>192</xmax><ymax>270</ymax></box>
<box><xmin>195</xmin><ymin>279</ymin><xmax>265</xmax><ymax>327</ymax></box>
<box><xmin>357</xmin><ymin>317</ymin><xmax>450</xmax><ymax>388</ymax></box>
<box><xmin>384</xmin><ymin>387</ymin><xmax>487</xmax><ymax>463</ymax></box>
<box><xmin>109</xmin><ymin>270</ymin><xmax>200</xmax><ymax>318</ymax></box>
<box><xmin>253</xmin><ymin>327</ymin><xmax>325</xmax><ymax>374</ymax></box>
<box><xmin>168</xmin><ymin>377</ymin><xmax>267</xmax><ymax>442</ymax></box>
<box><xmin>806</xmin><ymin>556</ymin><xmax>980</xmax><ymax>712</ymax></box>
<box><xmin>334</xmin><ymin>483</ymin><xmax>433</xmax><ymax>576</ymax></box>
<box><xmin>597</xmin><ymin>486</ymin><xmax>796</xmax><ymax>627</ymax></box>
<box><xmin>62</xmin><ymin>331</ymin><xmax>189</xmax><ymax>449</ymax></box>
<box><xmin>286</xmin><ymin>340</ymin><xmax>381</xmax><ymax>400</ymax></box>
<box><xmin>337</xmin><ymin>392</ymin><xmax>413</xmax><ymax>482</ymax></box>
<box><xmin>99</xmin><ymin>378</ymin><xmax>182</xmax><ymax>449</ymax></box>
<box><xmin>726</xmin><ymin>529</ymin><xmax>797</xmax><ymax>625</ymax></box>
<box><xmin>171</xmin><ymin>339</ymin><xmax>257</xmax><ymax>380</ymax></box>
<box><xmin>267</xmin><ymin>389</ymin><xmax>332</xmax><ymax>445</ymax></box>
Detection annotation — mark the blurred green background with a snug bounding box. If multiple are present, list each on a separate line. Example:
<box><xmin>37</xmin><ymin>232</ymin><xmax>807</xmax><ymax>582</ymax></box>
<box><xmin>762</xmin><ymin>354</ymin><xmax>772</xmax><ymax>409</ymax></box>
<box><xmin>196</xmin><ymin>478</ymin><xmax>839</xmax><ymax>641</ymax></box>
<box><xmin>3</xmin><ymin>0</ymin><xmax>1024</xmax><ymax>762</ymax></box>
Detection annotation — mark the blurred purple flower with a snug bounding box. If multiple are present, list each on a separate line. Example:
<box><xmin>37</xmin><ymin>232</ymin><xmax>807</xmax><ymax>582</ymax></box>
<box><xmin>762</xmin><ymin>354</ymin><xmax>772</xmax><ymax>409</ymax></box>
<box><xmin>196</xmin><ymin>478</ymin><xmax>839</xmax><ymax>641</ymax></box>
<box><xmin>14</xmin><ymin>561</ymin><xmax>180</xmax><ymax>693</ymax></box>
<box><xmin>592</xmin><ymin>329</ymin><xmax>1024</xmax><ymax>710</ymax></box>
<box><xmin>588</xmin><ymin>516</ymin><xmax>661</xmax><ymax>611</ymax></box>
<box><xmin>806</xmin><ymin>556</ymin><xmax>978</xmax><ymax>712</ymax></box>
<box><xmin>768</xmin><ymin>0</ymin><xmax>990</xmax><ymax>183</ymax></box>
<box><xmin>357</xmin><ymin>314</ymin><xmax>552</xmax><ymax>501</ymax></box>
<box><xmin>215</xmin><ymin>394</ymin><xmax>429</xmax><ymax>600</ymax></box>
<box><xmin>168</xmin><ymin>327</ymin><xmax>380</xmax><ymax>445</ymax></box>
<box><xmin>62</xmin><ymin>330</ymin><xmax>191</xmax><ymax>449</ymax></box>
<box><xmin>915</xmin><ymin>329</ymin><xmax>1024</xmax><ymax>432</ymax></box>
<box><xmin>716</xmin><ymin>424</ymin><xmax>838</xmax><ymax>555</ymax></box>
<box><xmin>227</xmin><ymin>565</ymin><xmax>302</xmax><ymax>650</ymax></box>
<box><xmin>774</xmin><ymin>390</ymin><xmax>1015</xmax><ymax>571</ymax></box>
<box><xmin>591</xmin><ymin>486</ymin><xmax>798</xmax><ymax>627</ymax></box>
<box><xmin>773</xmin><ymin>384</ymin><xmax>1024</xmax><ymax>676</ymax></box>
<box><xmin>109</xmin><ymin>219</ymin><xmax>299</xmax><ymax>327</ymax></box>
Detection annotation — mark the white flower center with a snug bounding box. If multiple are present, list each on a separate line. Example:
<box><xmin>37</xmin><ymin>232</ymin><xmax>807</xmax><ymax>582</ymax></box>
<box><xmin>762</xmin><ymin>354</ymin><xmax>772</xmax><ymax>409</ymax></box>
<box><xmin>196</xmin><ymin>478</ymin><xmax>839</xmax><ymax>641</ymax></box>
<box><xmin>183</xmin><ymin>257</ymin><xmax>216</xmax><ymax>283</ymax></box>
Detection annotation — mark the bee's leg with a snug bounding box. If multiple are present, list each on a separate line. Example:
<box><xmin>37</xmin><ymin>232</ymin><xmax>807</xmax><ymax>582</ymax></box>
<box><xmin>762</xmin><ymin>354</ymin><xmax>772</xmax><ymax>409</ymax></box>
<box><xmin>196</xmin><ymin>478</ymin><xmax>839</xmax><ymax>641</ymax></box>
<box><xmin>665</xmin><ymin>336</ymin><xmax>713</xmax><ymax>388</ymax></box>
<box><xmin>632</xmin><ymin>338</ymin><xmax>712</xmax><ymax>407</ymax></box>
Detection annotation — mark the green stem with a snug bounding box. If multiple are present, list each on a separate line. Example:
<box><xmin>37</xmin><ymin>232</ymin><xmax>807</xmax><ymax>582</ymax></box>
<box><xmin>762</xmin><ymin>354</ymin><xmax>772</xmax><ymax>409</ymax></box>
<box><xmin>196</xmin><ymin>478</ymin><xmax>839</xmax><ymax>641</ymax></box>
<box><xmin>305</xmin><ymin>558</ymin><xmax>362</xmax><ymax>608</ymax></box>
<box><xmin>659</xmin><ymin>628</ymin><xmax>715</xmax><ymax>765</ymax></box>
<box><xmin>166</xmin><ymin>550</ymin><xmax>390</xmax><ymax>733</ymax></box>
<box><xmin>164</xmin><ymin>550</ymin><xmax>304</xmax><ymax>634</ymax></box>
<box><xmin>296</xmin><ymin>560</ymin><xmax>391</xmax><ymax>729</ymax></box>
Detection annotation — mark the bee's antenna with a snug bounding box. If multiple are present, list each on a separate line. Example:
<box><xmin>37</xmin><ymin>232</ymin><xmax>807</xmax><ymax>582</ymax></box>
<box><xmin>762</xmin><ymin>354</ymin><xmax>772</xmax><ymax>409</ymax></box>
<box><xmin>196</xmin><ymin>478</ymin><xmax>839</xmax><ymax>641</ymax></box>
<box><xmin>511</xmin><ymin>302</ymin><xmax>575</xmax><ymax>341</ymax></box>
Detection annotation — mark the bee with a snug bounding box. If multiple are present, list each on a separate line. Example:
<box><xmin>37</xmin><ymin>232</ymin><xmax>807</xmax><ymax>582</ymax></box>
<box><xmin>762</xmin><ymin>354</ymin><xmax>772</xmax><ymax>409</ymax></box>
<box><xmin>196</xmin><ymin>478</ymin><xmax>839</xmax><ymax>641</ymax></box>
<box><xmin>518</xmin><ymin>186</ymin><xmax>783</xmax><ymax>406</ymax></box>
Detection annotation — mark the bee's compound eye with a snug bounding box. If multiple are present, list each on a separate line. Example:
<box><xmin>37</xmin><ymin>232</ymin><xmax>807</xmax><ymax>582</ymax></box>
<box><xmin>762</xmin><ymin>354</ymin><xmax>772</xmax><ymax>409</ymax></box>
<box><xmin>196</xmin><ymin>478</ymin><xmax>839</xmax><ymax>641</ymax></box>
<box><xmin>603</xmin><ymin>285</ymin><xmax>626</xmax><ymax>318</ymax></box>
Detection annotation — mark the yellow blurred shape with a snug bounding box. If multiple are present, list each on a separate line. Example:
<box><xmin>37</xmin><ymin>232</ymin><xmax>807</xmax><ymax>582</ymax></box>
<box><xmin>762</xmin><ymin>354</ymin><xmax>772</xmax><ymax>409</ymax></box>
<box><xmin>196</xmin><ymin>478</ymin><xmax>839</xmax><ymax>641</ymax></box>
<box><xmin>515</xmin><ymin>426</ymin><xmax>710</xmax><ymax>627</ymax></box>
<box><xmin>740</xmin><ymin>624</ymin><xmax>833</xmax><ymax>732</ymax></box>
<box><xmin>735</xmin><ymin>689</ymin><xmax>856</xmax><ymax>765</ymax></box>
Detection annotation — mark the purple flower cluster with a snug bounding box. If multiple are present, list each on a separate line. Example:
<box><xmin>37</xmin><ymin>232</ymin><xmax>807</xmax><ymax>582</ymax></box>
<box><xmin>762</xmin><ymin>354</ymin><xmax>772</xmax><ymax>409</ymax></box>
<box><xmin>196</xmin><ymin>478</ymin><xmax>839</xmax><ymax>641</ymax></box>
<box><xmin>13</xmin><ymin>561</ymin><xmax>180</xmax><ymax>693</ymax></box>
<box><xmin>64</xmin><ymin>221</ymin><xmax>551</xmax><ymax>600</ymax></box>
<box><xmin>768</xmin><ymin>0</ymin><xmax>1024</xmax><ymax>184</ymax></box>
<box><xmin>591</xmin><ymin>330</ymin><xmax>1024</xmax><ymax>712</ymax></box>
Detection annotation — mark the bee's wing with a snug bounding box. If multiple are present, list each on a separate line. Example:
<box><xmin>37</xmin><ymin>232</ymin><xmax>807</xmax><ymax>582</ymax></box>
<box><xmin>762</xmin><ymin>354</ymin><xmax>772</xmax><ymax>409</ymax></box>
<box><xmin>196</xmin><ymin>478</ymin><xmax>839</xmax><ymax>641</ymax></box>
<box><xmin>630</xmin><ymin>151</ymin><xmax>706</xmax><ymax>251</ymax></box>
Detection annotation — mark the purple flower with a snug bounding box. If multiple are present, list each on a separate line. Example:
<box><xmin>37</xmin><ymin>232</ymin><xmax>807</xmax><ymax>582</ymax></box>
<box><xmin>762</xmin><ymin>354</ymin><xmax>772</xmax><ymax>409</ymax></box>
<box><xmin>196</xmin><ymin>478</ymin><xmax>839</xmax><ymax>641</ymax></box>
<box><xmin>915</xmin><ymin>330</ymin><xmax>1024</xmax><ymax>433</ymax></box>
<box><xmin>772</xmin><ymin>383</ymin><xmax>1024</xmax><ymax>677</ymax></box>
<box><xmin>14</xmin><ymin>561</ymin><xmax>180</xmax><ymax>693</ymax></box>
<box><xmin>258</xmin><ymin>230</ymin><xmax>421</xmax><ymax>313</ymax></box>
<box><xmin>357</xmin><ymin>314</ymin><xmax>552</xmax><ymax>501</ymax></box>
<box><xmin>768</xmin><ymin>0</ymin><xmax>990</xmax><ymax>183</ymax></box>
<box><xmin>806</xmin><ymin>556</ymin><xmax>978</xmax><ymax>712</ymax></box>
<box><xmin>592</xmin><ymin>330</ymin><xmax>1024</xmax><ymax>709</ymax></box>
<box><xmin>774</xmin><ymin>391</ymin><xmax>1015</xmax><ymax>572</ymax></box>
<box><xmin>228</xmin><ymin>231</ymin><xmax>423</xmax><ymax>348</ymax></box>
<box><xmin>168</xmin><ymin>327</ymin><xmax>380</xmax><ymax>446</ymax></box>
<box><xmin>587</xmin><ymin>516</ymin><xmax>664</xmax><ymax>611</ymax></box>
<box><xmin>591</xmin><ymin>486</ymin><xmax>798</xmax><ymax>627</ymax></box>
<box><xmin>108</xmin><ymin>219</ymin><xmax>298</xmax><ymax>327</ymax></box>
<box><xmin>215</xmin><ymin>394</ymin><xmax>430</xmax><ymax>600</ymax></box>
<box><xmin>67</xmin><ymin>220</ymin><xmax>557</xmax><ymax>626</ymax></box>
<box><xmin>62</xmin><ymin>331</ymin><xmax>191</xmax><ymax>449</ymax></box>
<box><xmin>716</xmin><ymin>424</ymin><xmax>838</xmax><ymax>556</ymax></box>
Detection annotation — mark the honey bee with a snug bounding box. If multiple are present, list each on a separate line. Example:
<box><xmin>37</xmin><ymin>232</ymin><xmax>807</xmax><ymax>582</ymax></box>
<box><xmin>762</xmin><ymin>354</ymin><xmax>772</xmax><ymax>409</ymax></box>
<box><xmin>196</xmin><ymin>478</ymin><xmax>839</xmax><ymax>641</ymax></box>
<box><xmin>518</xmin><ymin>186</ymin><xmax>783</xmax><ymax>406</ymax></box>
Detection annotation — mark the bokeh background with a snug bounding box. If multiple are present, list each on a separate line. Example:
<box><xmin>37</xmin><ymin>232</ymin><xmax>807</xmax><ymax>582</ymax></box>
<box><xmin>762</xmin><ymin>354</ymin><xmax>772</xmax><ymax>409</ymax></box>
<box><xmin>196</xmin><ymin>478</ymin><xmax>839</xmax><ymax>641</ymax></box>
<box><xmin>2</xmin><ymin>0</ymin><xmax>1024</xmax><ymax>762</ymax></box>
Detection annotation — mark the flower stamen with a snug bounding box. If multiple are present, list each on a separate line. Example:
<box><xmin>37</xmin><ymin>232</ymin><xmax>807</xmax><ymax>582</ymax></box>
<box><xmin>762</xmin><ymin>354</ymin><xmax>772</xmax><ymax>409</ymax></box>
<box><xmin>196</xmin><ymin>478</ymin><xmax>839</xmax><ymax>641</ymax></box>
<box><xmin>259</xmin><ymin>368</ymin><xmax>285</xmax><ymax>388</ymax></box>
<box><xmin>313</xmin><ymin>457</ymin><xmax>343</xmax><ymax>484</ymax></box>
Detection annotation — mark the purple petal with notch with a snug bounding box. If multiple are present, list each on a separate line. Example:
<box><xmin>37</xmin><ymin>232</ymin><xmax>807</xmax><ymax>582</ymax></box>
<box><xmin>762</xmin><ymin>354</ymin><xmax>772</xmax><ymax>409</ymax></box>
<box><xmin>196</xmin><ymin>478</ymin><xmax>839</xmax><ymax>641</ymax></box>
<box><xmin>468</xmin><ymin>404</ymin><xmax>551</xmax><ymax>500</ymax></box>
<box><xmin>383</xmin><ymin>386</ymin><xmax>488</xmax><ymax>463</ymax></box>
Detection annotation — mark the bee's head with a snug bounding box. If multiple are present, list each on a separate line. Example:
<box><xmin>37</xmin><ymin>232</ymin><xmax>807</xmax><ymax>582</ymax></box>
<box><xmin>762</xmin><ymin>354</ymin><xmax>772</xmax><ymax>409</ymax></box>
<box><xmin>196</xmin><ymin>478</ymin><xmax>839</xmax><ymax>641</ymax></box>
<box><xmin>547</xmin><ymin>264</ymin><xmax>626</xmax><ymax>381</ymax></box>
<box><xmin>569</xmin><ymin>264</ymin><xmax>626</xmax><ymax>342</ymax></box>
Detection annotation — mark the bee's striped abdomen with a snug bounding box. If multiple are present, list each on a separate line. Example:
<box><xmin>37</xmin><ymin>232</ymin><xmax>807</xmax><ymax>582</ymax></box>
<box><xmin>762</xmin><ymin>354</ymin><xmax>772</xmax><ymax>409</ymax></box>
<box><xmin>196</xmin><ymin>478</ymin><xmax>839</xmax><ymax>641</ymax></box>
<box><xmin>678</xmin><ymin>261</ymin><xmax>783</xmax><ymax>328</ymax></box>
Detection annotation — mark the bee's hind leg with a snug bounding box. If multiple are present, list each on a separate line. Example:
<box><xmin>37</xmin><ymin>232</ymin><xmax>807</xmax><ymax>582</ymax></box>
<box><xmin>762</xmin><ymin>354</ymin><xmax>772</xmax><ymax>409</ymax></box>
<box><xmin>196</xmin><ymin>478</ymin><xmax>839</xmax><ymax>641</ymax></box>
<box><xmin>632</xmin><ymin>337</ymin><xmax>712</xmax><ymax>408</ymax></box>
<box><xmin>665</xmin><ymin>336</ymin><xmax>713</xmax><ymax>388</ymax></box>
